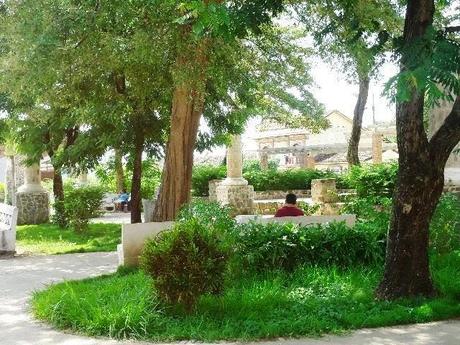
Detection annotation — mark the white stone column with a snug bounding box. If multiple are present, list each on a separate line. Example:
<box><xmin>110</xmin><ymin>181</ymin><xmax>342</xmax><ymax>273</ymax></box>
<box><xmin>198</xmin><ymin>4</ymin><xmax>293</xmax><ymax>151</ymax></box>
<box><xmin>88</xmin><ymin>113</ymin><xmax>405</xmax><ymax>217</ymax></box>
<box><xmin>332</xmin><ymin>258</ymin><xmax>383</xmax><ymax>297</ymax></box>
<box><xmin>216</xmin><ymin>135</ymin><xmax>254</xmax><ymax>215</ymax></box>
<box><xmin>16</xmin><ymin>162</ymin><xmax>49</xmax><ymax>225</ymax></box>
<box><xmin>17</xmin><ymin>163</ymin><xmax>45</xmax><ymax>193</ymax></box>
<box><xmin>221</xmin><ymin>135</ymin><xmax>248</xmax><ymax>186</ymax></box>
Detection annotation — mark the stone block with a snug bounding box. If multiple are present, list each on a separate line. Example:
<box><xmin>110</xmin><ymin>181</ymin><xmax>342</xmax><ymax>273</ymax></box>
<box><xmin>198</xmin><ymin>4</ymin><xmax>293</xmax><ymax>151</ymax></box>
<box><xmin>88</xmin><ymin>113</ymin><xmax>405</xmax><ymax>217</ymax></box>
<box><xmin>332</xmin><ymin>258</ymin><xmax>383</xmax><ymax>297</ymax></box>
<box><xmin>311</xmin><ymin>178</ymin><xmax>338</xmax><ymax>203</ymax></box>
<box><xmin>16</xmin><ymin>191</ymin><xmax>49</xmax><ymax>225</ymax></box>
<box><xmin>0</xmin><ymin>203</ymin><xmax>18</xmax><ymax>255</ymax></box>
<box><xmin>208</xmin><ymin>179</ymin><xmax>223</xmax><ymax>202</ymax></box>
<box><xmin>216</xmin><ymin>183</ymin><xmax>254</xmax><ymax>215</ymax></box>
<box><xmin>119</xmin><ymin>221</ymin><xmax>175</xmax><ymax>267</ymax></box>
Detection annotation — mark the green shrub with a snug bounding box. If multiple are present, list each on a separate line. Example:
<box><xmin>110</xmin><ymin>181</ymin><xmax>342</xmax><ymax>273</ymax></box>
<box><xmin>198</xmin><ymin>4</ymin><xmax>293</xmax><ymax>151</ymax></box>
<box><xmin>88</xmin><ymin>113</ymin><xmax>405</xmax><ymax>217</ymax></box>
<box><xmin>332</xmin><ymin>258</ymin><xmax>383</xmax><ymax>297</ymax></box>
<box><xmin>233</xmin><ymin>221</ymin><xmax>385</xmax><ymax>272</ymax></box>
<box><xmin>243</xmin><ymin>168</ymin><xmax>340</xmax><ymax>191</ymax></box>
<box><xmin>177</xmin><ymin>200</ymin><xmax>236</xmax><ymax>234</ymax></box>
<box><xmin>141</xmin><ymin>219</ymin><xmax>230</xmax><ymax>312</ymax></box>
<box><xmin>191</xmin><ymin>164</ymin><xmax>226</xmax><ymax>197</ymax></box>
<box><xmin>53</xmin><ymin>184</ymin><xmax>104</xmax><ymax>232</ymax></box>
<box><xmin>345</xmin><ymin>163</ymin><xmax>398</xmax><ymax>198</ymax></box>
<box><xmin>430</xmin><ymin>193</ymin><xmax>460</xmax><ymax>255</ymax></box>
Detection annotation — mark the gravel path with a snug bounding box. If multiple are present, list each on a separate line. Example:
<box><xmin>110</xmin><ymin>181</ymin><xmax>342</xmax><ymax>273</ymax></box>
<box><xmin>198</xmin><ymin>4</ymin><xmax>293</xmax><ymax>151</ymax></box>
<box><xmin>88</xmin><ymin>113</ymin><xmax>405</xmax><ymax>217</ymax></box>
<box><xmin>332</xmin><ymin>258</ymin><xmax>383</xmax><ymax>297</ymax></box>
<box><xmin>1</xmin><ymin>252</ymin><xmax>459</xmax><ymax>345</ymax></box>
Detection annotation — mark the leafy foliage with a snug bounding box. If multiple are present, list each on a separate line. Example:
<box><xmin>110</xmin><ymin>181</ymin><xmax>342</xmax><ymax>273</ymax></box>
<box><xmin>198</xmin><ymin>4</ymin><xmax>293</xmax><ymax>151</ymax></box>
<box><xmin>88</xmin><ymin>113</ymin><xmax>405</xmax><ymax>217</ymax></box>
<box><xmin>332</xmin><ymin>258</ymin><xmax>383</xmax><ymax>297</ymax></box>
<box><xmin>141</xmin><ymin>219</ymin><xmax>230</xmax><ymax>312</ymax></box>
<box><xmin>430</xmin><ymin>193</ymin><xmax>460</xmax><ymax>255</ymax></box>
<box><xmin>191</xmin><ymin>164</ymin><xmax>227</xmax><ymax>196</ymax></box>
<box><xmin>233</xmin><ymin>221</ymin><xmax>385</xmax><ymax>272</ymax></box>
<box><xmin>95</xmin><ymin>158</ymin><xmax>161</xmax><ymax>199</ymax></box>
<box><xmin>345</xmin><ymin>163</ymin><xmax>398</xmax><ymax>198</ymax></box>
<box><xmin>53</xmin><ymin>184</ymin><xmax>104</xmax><ymax>232</ymax></box>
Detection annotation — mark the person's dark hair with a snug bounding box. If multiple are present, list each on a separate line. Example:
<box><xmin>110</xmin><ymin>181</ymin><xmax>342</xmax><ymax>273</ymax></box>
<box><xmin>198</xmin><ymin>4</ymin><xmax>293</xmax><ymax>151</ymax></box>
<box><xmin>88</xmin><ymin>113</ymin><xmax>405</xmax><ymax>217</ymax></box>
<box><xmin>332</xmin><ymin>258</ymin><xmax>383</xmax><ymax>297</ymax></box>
<box><xmin>285</xmin><ymin>193</ymin><xmax>297</xmax><ymax>205</ymax></box>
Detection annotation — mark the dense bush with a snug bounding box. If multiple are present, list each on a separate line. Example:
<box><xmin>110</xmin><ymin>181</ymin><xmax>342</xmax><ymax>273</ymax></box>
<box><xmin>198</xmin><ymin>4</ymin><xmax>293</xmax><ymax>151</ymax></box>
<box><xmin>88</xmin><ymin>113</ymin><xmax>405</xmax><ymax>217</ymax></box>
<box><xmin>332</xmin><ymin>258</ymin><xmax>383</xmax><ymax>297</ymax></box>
<box><xmin>345</xmin><ymin>163</ymin><xmax>398</xmax><ymax>198</ymax></box>
<box><xmin>53</xmin><ymin>184</ymin><xmax>104</xmax><ymax>232</ymax></box>
<box><xmin>191</xmin><ymin>164</ymin><xmax>226</xmax><ymax>197</ymax></box>
<box><xmin>233</xmin><ymin>221</ymin><xmax>385</xmax><ymax>272</ymax></box>
<box><xmin>430</xmin><ymin>193</ymin><xmax>460</xmax><ymax>255</ymax></box>
<box><xmin>243</xmin><ymin>168</ymin><xmax>339</xmax><ymax>191</ymax></box>
<box><xmin>177</xmin><ymin>200</ymin><xmax>235</xmax><ymax>234</ymax></box>
<box><xmin>141</xmin><ymin>219</ymin><xmax>230</xmax><ymax>312</ymax></box>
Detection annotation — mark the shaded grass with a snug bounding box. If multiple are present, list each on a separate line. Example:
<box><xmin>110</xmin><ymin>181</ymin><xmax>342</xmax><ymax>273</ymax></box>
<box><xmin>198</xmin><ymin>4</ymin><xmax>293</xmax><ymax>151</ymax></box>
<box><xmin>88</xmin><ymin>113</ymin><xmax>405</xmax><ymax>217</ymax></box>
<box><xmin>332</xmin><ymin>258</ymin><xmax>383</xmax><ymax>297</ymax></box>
<box><xmin>31</xmin><ymin>251</ymin><xmax>460</xmax><ymax>341</ymax></box>
<box><xmin>17</xmin><ymin>223</ymin><xmax>121</xmax><ymax>255</ymax></box>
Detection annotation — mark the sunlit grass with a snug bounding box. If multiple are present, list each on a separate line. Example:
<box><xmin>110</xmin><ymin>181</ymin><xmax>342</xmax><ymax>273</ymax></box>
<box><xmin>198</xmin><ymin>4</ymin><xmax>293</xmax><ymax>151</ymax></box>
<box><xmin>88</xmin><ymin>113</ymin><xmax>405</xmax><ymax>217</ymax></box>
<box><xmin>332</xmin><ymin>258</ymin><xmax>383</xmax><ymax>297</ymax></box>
<box><xmin>31</xmin><ymin>251</ymin><xmax>460</xmax><ymax>341</ymax></box>
<box><xmin>17</xmin><ymin>223</ymin><xmax>121</xmax><ymax>255</ymax></box>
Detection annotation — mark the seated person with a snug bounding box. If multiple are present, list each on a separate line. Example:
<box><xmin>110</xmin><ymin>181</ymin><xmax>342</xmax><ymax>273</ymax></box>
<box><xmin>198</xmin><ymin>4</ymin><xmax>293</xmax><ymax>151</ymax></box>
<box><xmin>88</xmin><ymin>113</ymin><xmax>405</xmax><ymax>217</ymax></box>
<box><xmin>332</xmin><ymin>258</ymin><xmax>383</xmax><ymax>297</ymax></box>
<box><xmin>275</xmin><ymin>193</ymin><xmax>305</xmax><ymax>217</ymax></box>
<box><xmin>116</xmin><ymin>190</ymin><xmax>130</xmax><ymax>211</ymax></box>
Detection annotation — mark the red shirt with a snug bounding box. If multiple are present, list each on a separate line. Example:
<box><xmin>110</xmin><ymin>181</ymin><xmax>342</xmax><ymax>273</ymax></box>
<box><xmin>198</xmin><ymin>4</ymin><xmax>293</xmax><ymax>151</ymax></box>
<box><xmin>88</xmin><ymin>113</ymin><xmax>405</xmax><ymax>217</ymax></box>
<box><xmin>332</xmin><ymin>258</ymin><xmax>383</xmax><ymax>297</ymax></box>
<box><xmin>274</xmin><ymin>205</ymin><xmax>305</xmax><ymax>217</ymax></box>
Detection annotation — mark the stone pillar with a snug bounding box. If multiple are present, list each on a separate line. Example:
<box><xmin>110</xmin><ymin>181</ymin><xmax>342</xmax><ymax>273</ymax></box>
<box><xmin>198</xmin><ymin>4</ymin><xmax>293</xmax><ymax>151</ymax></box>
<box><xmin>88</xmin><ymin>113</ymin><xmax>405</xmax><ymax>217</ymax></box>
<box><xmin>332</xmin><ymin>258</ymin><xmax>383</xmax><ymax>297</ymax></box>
<box><xmin>16</xmin><ymin>163</ymin><xmax>49</xmax><ymax>225</ymax></box>
<box><xmin>311</xmin><ymin>178</ymin><xmax>340</xmax><ymax>215</ymax></box>
<box><xmin>216</xmin><ymin>135</ymin><xmax>254</xmax><ymax>215</ymax></box>
<box><xmin>6</xmin><ymin>155</ymin><xmax>25</xmax><ymax>206</ymax></box>
<box><xmin>303</xmin><ymin>154</ymin><xmax>316</xmax><ymax>169</ymax></box>
<box><xmin>208</xmin><ymin>179</ymin><xmax>223</xmax><ymax>202</ymax></box>
<box><xmin>372</xmin><ymin>133</ymin><xmax>383</xmax><ymax>164</ymax></box>
<box><xmin>260</xmin><ymin>152</ymin><xmax>269</xmax><ymax>170</ymax></box>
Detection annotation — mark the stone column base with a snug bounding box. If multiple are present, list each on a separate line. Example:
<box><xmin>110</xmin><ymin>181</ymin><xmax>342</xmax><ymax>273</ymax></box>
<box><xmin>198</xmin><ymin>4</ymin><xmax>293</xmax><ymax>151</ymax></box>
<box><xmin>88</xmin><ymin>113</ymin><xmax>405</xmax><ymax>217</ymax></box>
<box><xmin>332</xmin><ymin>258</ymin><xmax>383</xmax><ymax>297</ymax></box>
<box><xmin>16</xmin><ymin>191</ymin><xmax>49</xmax><ymax>225</ymax></box>
<box><xmin>216</xmin><ymin>184</ymin><xmax>254</xmax><ymax>215</ymax></box>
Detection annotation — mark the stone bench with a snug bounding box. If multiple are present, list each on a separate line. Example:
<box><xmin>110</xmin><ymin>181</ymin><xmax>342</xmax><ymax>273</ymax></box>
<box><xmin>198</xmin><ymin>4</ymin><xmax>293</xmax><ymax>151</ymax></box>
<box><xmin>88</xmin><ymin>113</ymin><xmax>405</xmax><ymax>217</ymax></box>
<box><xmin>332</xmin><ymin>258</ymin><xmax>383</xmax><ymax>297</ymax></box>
<box><xmin>117</xmin><ymin>221</ymin><xmax>175</xmax><ymax>267</ymax></box>
<box><xmin>235</xmin><ymin>214</ymin><xmax>356</xmax><ymax>227</ymax></box>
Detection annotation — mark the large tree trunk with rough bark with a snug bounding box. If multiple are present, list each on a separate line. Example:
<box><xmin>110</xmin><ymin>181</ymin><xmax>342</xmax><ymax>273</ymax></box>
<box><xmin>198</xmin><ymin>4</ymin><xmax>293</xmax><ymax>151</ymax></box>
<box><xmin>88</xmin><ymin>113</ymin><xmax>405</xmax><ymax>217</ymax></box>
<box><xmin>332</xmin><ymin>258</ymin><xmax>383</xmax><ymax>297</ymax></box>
<box><xmin>152</xmin><ymin>25</ymin><xmax>208</xmax><ymax>221</ymax></box>
<box><xmin>130</xmin><ymin>129</ymin><xmax>144</xmax><ymax>224</ymax></box>
<box><xmin>376</xmin><ymin>0</ymin><xmax>460</xmax><ymax>300</ymax></box>
<box><xmin>347</xmin><ymin>76</ymin><xmax>370</xmax><ymax>166</ymax></box>
<box><xmin>114</xmin><ymin>148</ymin><xmax>125</xmax><ymax>193</ymax></box>
<box><xmin>152</xmin><ymin>84</ymin><xmax>204</xmax><ymax>221</ymax></box>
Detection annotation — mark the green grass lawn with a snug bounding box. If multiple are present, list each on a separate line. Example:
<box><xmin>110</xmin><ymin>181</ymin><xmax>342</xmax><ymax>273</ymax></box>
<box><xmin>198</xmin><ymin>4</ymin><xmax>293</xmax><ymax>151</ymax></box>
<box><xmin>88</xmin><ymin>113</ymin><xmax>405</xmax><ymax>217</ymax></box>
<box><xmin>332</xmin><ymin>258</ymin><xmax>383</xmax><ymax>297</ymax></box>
<box><xmin>31</xmin><ymin>251</ymin><xmax>460</xmax><ymax>342</ymax></box>
<box><xmin>17</xmin><ymin>223</ymin><xmax>121</xmax><ymax>255</ymax></box>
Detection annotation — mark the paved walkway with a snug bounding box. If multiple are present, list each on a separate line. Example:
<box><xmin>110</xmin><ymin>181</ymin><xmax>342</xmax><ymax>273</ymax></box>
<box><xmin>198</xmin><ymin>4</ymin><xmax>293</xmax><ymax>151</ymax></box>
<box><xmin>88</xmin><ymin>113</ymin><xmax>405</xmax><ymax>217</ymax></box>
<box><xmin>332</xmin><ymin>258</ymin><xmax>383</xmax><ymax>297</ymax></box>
<box><xmin>0</xmin><ymin>252</ymin><xmax>459</xmax><ymax>345</ymax></box>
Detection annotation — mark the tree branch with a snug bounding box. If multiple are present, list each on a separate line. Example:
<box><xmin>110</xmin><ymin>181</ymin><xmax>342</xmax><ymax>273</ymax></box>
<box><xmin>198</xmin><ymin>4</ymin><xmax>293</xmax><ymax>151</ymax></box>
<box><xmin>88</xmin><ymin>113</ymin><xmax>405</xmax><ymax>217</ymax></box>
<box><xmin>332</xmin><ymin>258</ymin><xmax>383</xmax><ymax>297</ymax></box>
<box><xmin>429</xmin><ymin>95</ymin><xmax>460</xmax><ymax>166</ymax></box>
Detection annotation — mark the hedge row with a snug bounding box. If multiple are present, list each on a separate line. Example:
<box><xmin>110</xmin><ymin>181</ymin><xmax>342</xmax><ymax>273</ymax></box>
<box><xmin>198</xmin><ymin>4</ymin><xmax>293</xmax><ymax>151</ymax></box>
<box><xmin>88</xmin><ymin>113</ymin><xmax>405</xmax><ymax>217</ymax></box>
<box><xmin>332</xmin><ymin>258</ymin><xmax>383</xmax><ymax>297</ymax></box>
<box><xmin>191</xmin><ymin>163</ymin><xmax>398</xmax><ymax>197</ymax></box>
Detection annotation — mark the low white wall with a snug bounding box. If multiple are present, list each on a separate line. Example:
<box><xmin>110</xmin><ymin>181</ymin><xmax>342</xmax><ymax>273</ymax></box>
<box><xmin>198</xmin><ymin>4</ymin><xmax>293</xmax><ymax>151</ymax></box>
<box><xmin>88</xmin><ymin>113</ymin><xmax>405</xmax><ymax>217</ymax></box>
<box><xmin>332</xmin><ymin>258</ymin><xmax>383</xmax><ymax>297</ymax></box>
<box><xmin>119</xmin><ymin>221</ymin><xmax>175</xmax><ymax>267</ymax></box>
<box><xmin>235</xmin><ymin>214</ymin><xmax>356</xmax><ymax>227</ymax></box>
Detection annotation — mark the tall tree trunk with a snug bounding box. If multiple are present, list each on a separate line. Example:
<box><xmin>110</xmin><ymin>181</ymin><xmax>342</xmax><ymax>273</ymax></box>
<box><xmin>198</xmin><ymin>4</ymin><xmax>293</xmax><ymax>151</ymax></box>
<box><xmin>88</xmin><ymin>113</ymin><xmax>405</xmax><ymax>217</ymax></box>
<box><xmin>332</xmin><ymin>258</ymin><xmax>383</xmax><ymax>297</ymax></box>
<box><xmin>152</xmin><ymin>85</ymin><xmax>204</xmax><ymax>221</ymax></box>
<box><xmin>52</xmin><ymin>167</ymin><xmax>67</xmax><ymax>228</ymax></box>
<box><xmin>347</xmin><ymin>76</ymin><xmax>370</xmax><ymax>166</ymax></box>
<box><xmin>130</xmin><ymin>130</ymin><xmax>144</xmax><ymax>224</ymax></box>
<box><xmin>114</xmin><ymin>148</ymin><xmax>125</xmax><ymax>193</ymax></box>
<box><xmin>152</xmin><ymin>27</ymin><xmax>209</xmax><ymax>222</ymax></box>
<box><xmin>376</xmin><ymin>0</ymin><xmax>460</xmax><ymax>299</ymax></box>
<box><xmin>53</xmin><ymin>168</ymin><xmax>64</xmax><ymax>202</ymax></box>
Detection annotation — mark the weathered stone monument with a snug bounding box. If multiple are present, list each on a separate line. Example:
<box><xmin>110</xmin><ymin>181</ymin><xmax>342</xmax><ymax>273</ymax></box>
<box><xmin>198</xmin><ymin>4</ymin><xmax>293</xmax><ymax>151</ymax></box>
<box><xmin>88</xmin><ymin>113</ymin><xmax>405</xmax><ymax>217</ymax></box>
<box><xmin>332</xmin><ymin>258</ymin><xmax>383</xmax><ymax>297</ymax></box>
<box><xmin>16</xmin><ymin>163</ymin><xmax>49</xmax><ymax>225</ymax></box>
<box><xmin>0</xmin><ymin>203</ymin><xmax>18</xmax><ymax>256</ymax></box>
<box><xmin>215</xmin><ymin>135</ymin><xmax>254</xmax><ymax>215</ymax></box>
<box><xmin>372</xmin><ymin>133</ymin><xmax>384</xmax><ymax>164</ymax></box>
<box><xmin>311</xmin><ymin>178</ymin><xmax>340</xmax><ymax>215</ymax></box>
